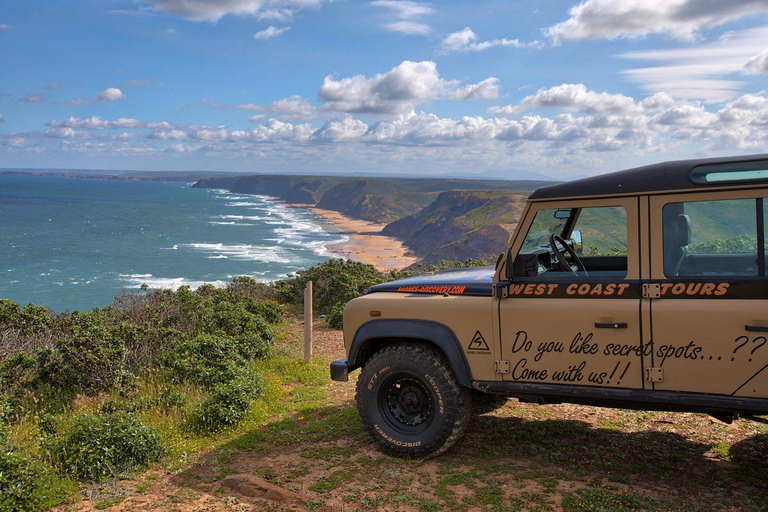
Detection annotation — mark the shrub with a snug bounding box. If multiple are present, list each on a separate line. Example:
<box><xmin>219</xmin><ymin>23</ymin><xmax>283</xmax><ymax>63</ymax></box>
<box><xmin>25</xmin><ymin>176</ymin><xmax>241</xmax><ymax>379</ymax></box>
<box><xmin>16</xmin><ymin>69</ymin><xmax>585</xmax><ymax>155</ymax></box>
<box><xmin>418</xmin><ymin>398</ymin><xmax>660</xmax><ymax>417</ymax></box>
<box><xmin>235</xmin><ymin>330</ymin><xmax>273</xmax><ymax>360</ymax></box>
<box><xmin>0</xmin><ymin>353</ymin><xmax>36</xmax><ymax>394</ymax></box>
<box><xmin>37</xmin><ymin>312</ymin><xmax>125</xmax><ymax>393</ymax></box>
<box><xmin>191</xmin><ymin>371</ymin><xmax>264</xmax><ymax>433</ymax></box>
<box><xmin>0</xmin><ymin>300</ymin><xmax>53</xmax><ymax>336</ymax></box>
<box><xmin>250</xmin><ymin>300</ymin><xmax>284</xmax><ymax>324</ymax></box>
<box><xmin>225</xmin><ymin>276</ymin><xmax>276</xmax><ymax>301</ymax></box>
<box><xmin>54</xmin><ymin>411</ymin><xmax>163</xmax><ymax>481</ymax></box>
<box><xmin>0</xmin><ymin>393</ymin><xmax>13</xmax><ymax>424</ymax></box>
<box><xmin>113</xmin><ymin>323</ymin><xmax>182</xmax><ymax>374</ymax></box>
<box><xmin>275</xmin><ymin>259</ymin><xmax>386</xmax><ymax>314</ymax></box>
<box><xmin>327</xmin><ymin>302</ymin><xmax>345</xmax><ymax>330</ymax></box>
<box><xmin>193</xmin><ymin>300</ymin><xmax>275</xmax><ymax>338</ymax></box>
<box><xmin>165</xmin><ymin>333</ymin><xmax>249</xmax><ymax>388</ymax></box>
<box><xmin>0</xmin><ymin>435</ymin><xmax>49</xmax><ymax>512</ymax></box>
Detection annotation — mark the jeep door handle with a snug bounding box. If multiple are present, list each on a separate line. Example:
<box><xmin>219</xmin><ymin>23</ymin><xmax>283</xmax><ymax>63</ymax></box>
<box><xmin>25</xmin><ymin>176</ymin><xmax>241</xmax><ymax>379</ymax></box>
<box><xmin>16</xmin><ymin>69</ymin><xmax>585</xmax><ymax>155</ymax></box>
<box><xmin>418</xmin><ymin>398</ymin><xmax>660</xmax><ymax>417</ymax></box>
<box><xmin>595</xmin><ymin>322</ymin><xmax>627</xmax><ymax>329</ymax></box>
<box><xmin>746</xmin><ymin>325</ymin><xmax>768</xmax><ymax>333</ymax></box>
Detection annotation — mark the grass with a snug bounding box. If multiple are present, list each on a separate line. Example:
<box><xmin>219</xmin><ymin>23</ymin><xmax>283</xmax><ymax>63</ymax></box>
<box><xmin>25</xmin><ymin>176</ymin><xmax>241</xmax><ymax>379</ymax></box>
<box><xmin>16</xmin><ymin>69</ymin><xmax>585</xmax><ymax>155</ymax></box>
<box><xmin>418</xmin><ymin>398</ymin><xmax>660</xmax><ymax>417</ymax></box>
<box><xmin>5</xmin><ymin>312</ymin><xmax>768</xmax><ymax>511</ymax></box>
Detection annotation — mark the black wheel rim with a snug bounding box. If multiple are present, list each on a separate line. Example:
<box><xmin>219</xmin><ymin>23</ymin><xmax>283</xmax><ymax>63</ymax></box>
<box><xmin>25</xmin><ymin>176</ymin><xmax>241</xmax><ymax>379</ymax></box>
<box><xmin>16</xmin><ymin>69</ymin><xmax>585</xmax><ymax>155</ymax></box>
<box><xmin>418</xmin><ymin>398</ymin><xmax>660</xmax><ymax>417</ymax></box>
<box><xmin>378</xmin><ymin>374</ymin><xmax>435</xmax><ymax>434</ymax></box>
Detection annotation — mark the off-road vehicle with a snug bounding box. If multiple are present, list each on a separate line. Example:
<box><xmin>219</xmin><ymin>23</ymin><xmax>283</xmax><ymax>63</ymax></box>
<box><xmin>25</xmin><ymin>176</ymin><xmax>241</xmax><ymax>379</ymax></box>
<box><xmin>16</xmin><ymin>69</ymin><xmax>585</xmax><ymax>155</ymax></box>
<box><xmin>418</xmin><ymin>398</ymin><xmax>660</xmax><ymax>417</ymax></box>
<box><xmin>331</xmin><ymin>154</ymin><xmax>768</xmax><ymax>458</ymax></box>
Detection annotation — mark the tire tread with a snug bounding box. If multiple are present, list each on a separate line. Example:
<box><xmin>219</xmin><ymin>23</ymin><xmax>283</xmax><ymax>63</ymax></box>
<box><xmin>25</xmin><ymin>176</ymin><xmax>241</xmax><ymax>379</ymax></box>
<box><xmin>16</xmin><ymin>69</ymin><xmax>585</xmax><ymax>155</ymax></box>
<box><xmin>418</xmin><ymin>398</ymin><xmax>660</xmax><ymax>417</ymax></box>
<box><xmin>355</xmin><ymin>342</ymin><xmax>470</xmax><ymax>458</ymax></box>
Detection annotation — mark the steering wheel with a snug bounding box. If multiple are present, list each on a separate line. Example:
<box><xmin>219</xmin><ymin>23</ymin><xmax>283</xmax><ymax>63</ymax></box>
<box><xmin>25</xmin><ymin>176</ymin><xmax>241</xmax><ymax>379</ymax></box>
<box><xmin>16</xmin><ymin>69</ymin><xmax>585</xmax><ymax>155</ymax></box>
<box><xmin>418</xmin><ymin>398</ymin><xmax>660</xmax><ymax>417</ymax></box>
<box><xmin>549</xmin><ymin>234</ymin><xmax>588</xmax><ymax>276</ymax></box>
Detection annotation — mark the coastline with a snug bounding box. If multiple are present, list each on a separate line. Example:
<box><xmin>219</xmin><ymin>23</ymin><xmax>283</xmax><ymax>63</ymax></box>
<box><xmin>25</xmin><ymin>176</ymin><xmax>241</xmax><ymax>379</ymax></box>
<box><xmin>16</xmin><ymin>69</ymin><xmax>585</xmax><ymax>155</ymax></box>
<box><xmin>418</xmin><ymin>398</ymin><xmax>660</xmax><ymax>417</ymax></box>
<box><xmin>298</xmin><ymin>205</ymin><xmax>419</xmax><ymax>271</ymax></box>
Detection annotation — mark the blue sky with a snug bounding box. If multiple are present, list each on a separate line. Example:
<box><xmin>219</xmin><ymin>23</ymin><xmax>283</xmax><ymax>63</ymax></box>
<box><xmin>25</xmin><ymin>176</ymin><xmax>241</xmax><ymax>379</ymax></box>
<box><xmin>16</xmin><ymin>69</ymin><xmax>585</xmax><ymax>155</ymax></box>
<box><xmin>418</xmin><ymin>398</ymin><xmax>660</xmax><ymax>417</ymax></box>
<box><xmin>1</xmin><ymin>0</ymin><xmax>768</xmax><ymax>179</ymax></box>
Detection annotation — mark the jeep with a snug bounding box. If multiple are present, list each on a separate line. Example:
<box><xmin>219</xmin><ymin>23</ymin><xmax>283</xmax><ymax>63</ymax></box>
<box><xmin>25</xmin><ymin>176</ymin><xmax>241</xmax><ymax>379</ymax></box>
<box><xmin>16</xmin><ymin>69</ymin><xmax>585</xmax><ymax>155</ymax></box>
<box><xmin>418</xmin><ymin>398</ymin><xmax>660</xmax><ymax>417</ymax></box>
<box><xmin>330</xmin><ymin>154</ymin><xmax>768</xmax><ymax>458</ymax></box>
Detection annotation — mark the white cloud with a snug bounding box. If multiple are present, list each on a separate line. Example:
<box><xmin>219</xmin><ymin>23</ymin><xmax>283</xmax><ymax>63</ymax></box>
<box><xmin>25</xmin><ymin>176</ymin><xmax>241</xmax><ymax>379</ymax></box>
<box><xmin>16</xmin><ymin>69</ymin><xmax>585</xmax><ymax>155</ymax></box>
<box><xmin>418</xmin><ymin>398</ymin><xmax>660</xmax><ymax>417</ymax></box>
<box><xmin>254</xmin><ymin>25</ymin><xmax>290</xmax><ymax>40</ymax></box>
<box><xmin>98</xmin><ymin>88</ymin><xmax>127</xmax><ymax>101</ymax></box>
<box><xmin>267</xmin><ymin>95</ymin><xmax>317</xmax><ymax>119</ymax></box>
<box><xmin>150</xmin><ymin>129</ymin><xmax>189</xmax><ymax>140</ymax></box>
<box><xmin>20</xmin><ymin>94</ymin><xmax>46</xmax><ymax>103</ymax></box>
<box><xmin>244</xmin><ymin>119</ymin><xmax>315</xmax><ymax>143</ymax></box>
<box><xmin>620</xmin><ymin>25</ymin><xmax>768</xmax><ymax>101</ymax></box>
<box><xmin>495</xmin><ymin>83</ymin><xmax>645</xmax><ymax>115</ymax></box>
<box><xmin>546</xmin><ymin>0</ymin><xmax>768</xmax><ymax>43</ymax></box>
<box><xmin>313</xmin><ymin>116</ymin><xmax>369</xmax><ymax>142</ymax></box>
<box><xmin>249</xmin><ymin>113</ymin><xmax>268</xmax><ymax>123</ymax></box>
<box><xmin>258</xmin><ymin>9</ymin><xmax>294</xmax><ymax>22</ymax></box>
<box><xmin>0</xmin><ymin>24</ymin><xmax>10</xmax><ymax>29</ymax></box>
<box><xmin>237</xmin><ymin>95</ymin><xmax>318</xmax><ymax>120</ymax></box>
<box><xmin>371</xmin><ymin>0</ymin><xmax>434</xmax><ymax>35</ymax></box>
<box><xmin>50</xmin><ymin>116</ymin><xmax>172</xmax><ymax>130</ymax></box>
<box><xmin>319</xmin><ymin>60</ymin><xmax>497</xmax><ymax>114</ymax></box>
<box><xmin>44</xmin><ymin>127</ymin><xmax>87</xmax><ymax>139</ymax></box>
<box><xmin>384</xmin><ymin>21</ymin><xmax>431</xmax><ymax>35</ymax></box>
<box><xmin>452</xmin><ymin>77</ymin><xmax>500</xmax><ymax>100</ymax></box>
<box><xmin>745</xmin><ymin>49</ymin><xmax>768</xmax><ymax>74</ymax></box>
<box><xmin>18</xmin><ymin>83</ymin><xmax>768</xmax><ymax>174</ymax></box>
<box><xmin>0</xmin><ymin>114</ymin><xmax>4</xmax><ymax>123</ymax></box>
<box><xmin>145</xmin><ymin>0</ymin><xmax>324</xmax><ymax>23</ymax></box>
<box><xmin>319</xmin><ymin>61</ymin><xmax>447</xmax><ymax>114</ymax></box>
<box><xmin>370</xmin><ymin>1</ymin><xmax>433</xmax><ymax>18</ymax></box>
<box><xmin>441</xmin><ymin>27</ymin><xmax>541</xmax><ymax>53</ymax></box>
<box><xmin>42</xmin><ymin>81</ymin><xmax>62</xmax><ymax>90</ymax></box>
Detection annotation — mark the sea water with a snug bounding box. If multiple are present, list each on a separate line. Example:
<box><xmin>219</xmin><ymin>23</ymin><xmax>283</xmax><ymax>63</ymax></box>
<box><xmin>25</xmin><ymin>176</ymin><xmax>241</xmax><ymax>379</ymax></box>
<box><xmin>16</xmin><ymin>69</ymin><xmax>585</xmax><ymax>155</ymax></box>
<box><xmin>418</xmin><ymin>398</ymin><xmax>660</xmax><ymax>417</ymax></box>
<box><xmin>0</xmin><ymin>174</ymin><xmax>347</xmax><ymax>311</ymax></box>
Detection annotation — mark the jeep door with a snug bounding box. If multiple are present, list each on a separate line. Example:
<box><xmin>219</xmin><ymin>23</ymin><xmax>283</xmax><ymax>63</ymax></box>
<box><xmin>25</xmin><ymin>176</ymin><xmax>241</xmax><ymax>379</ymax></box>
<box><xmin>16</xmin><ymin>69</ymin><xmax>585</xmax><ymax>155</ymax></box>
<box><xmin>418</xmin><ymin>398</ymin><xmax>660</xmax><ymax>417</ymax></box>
<box><xmin>498</xmin><ymin>197</ymin><xmax>645</xmax><ymax>389</ymax></box>
<box><xmin>648</xmin><ymin>189</ymin><xmax>768</xmax><ymax>398</ymax></box>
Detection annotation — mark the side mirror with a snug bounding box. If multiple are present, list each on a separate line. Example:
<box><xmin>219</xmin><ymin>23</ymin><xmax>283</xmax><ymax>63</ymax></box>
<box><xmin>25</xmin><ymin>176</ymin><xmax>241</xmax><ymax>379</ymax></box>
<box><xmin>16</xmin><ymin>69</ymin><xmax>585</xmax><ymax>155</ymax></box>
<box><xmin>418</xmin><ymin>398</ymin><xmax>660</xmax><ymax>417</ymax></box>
<box><xmin>571</xmin><ymin>230</ymin><xmax>583</xmax><ymax>255</ymax></box>
<box><xmin>504</xmin><ymin>246</ymin><xmax>514</xmax><ymax>280</ymax></box>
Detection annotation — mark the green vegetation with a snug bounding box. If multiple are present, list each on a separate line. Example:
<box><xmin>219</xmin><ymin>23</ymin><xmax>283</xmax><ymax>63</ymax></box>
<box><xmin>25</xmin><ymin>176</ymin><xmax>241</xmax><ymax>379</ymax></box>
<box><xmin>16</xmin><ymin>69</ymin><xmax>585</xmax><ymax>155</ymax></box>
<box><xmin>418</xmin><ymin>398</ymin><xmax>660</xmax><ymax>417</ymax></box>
<box><xmin>276</xmin><ymin>258</ymin><xmax>488</xmax><ymax>325</ymax></box>
<box><xmin>0</xmin><ymin>278</ymin><xmax>290</xmax><ymax>510</ymax></box>
<box><xmin>191</xmin><ymin>371</ymin><xmax>264</xmax><ymax>433</ymax></box>
<box><xmin>327</xmin><ymin>301</ymin><xmax>345</xmax><ymax>330</ymax></box>
<box><xmin>52</xmin><ymin>411</ymin><xmax>164</xmax><ymax>480</ymax></box>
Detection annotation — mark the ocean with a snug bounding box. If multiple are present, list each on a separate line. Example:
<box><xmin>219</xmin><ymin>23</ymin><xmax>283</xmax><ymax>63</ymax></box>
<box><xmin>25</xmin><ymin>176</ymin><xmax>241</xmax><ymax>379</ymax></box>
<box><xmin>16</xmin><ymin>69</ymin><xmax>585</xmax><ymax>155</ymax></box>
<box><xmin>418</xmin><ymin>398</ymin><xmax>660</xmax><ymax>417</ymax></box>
<box><xmin>0</xmin><ymin>174</ymin><xmax>347</xmax><ymax>311</ymax></box>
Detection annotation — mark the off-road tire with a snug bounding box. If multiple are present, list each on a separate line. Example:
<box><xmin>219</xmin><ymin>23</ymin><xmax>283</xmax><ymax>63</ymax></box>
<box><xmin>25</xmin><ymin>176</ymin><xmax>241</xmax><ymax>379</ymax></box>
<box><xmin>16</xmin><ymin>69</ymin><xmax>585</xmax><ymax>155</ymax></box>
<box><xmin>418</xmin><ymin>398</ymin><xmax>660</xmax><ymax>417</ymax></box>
<box><xmin>356</xmin><ymin>342</ymin><xmax>471</xmax><ymax>458</ymax></box>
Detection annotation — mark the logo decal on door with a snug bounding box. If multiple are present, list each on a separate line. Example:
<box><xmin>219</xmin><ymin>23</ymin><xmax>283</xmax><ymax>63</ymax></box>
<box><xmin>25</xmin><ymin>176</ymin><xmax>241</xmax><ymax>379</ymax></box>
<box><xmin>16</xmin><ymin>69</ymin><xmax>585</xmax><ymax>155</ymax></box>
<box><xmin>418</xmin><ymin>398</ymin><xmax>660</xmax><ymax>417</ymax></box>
<box><xmin>468</xmin><ymin>330</ymin><xmax>490</xmax><ymax>352</ymax></box>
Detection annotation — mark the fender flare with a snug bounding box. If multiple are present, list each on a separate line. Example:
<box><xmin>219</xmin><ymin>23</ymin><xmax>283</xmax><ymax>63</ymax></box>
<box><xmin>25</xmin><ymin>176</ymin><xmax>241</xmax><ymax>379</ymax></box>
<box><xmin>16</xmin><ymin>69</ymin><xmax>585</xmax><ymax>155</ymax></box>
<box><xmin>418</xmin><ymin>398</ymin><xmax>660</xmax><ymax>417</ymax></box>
<box><xmin>347</xmin><ymin>319</ymin><xmax>473</xmax><ymax>387</ymax></box>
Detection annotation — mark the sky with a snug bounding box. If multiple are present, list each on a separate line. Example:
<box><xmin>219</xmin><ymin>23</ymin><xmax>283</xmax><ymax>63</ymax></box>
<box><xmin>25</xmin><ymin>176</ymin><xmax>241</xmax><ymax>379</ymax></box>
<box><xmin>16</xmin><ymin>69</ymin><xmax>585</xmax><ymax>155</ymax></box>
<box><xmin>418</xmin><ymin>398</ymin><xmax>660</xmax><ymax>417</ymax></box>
<box><xmin>1</xmin><ymin>0</ymin><xmax>768</xmax><ymax>179</ymax></box>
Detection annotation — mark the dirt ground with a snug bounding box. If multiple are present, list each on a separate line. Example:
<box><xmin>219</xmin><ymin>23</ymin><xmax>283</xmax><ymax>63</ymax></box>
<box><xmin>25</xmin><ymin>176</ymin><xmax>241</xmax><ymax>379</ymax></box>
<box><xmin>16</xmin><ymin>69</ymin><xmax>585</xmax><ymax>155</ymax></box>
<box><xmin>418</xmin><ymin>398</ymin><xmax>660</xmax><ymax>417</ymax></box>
<box><xmin>56</xmin><ymin>315</ymin><xmax>768</xmax><ymax>512</ymax></box>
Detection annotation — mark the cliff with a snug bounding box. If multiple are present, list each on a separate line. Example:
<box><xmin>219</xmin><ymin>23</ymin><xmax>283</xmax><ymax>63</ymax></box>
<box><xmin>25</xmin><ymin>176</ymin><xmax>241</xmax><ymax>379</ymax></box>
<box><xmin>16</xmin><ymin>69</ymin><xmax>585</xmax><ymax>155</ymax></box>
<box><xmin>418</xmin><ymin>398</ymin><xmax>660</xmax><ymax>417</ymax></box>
<box><xmin>382</xmin><ymin>190</ymin><xmax>529</xmax><ymax>266</ymax></box>
<box><xmin>193</xmin><ymin>174</ymin><xmax>551</xmax><ymax>225</ymax></box>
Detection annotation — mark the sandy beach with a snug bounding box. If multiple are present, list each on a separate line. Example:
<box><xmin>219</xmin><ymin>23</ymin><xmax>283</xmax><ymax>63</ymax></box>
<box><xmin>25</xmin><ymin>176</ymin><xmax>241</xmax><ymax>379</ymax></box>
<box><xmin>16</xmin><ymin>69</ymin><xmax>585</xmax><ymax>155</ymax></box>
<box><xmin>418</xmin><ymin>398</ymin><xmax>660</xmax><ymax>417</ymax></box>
<box><xmin>301</xmin><ymin>206</ymin><xmax>419</xmax><ymax>271</ymax></box>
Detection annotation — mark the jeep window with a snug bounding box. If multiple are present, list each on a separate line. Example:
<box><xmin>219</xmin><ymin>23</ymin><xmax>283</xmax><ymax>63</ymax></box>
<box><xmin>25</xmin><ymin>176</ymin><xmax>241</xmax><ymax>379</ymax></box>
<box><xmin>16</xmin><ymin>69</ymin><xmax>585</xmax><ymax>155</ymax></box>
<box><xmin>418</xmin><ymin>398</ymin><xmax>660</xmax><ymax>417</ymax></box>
<box><xmin>572</xmin><ymin>206</ymin><xmax>627</xmax><ymax>257</ymax></box>
<box><xmin>662</xmin><ymin>198</ymin><xmax>767</xmax><ymax>277</ymax></box>
<box><xmin>690</xmin><ymin>160</ymin><xmax>768</xmax><ymax>185</ymax></box>
<box><xmin>517</xmin><ymin>206</ymin><xmax>628</xmax><ymax>278</ymax></box>
<box><xmin>520</xmin><ymin>209</ymin><xmax>570</xmax><ymax>251</ymax></box>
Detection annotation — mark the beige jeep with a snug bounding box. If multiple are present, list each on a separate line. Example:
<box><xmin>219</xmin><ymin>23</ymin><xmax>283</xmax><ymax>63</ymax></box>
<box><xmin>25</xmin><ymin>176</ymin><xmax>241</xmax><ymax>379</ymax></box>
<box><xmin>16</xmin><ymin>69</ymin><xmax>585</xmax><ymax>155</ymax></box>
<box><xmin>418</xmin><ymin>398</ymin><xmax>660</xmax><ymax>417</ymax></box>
<box><xmin>330</xmin><ymin>154</ymin><xmax>768</xmax><ymax>458</ymax></box>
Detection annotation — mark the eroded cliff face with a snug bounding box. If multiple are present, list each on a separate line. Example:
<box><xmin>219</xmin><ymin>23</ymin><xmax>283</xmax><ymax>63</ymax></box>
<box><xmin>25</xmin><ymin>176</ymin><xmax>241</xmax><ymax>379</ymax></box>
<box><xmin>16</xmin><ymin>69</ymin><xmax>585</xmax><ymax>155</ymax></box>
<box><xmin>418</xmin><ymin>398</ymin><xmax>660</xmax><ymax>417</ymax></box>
<box><xmin>382</xmin><ymin>190</ymin><xmax>529</xmax><ymax>266</ymax></box>
<box><xmin>193</xmin><ymin>175</ymin><xmax>547</xmax><ymax>264</ymax></box>
<box><xmin>193</xmin><ymin>175</ymin><xmax>436</xmax><ymax>223</ymax></box>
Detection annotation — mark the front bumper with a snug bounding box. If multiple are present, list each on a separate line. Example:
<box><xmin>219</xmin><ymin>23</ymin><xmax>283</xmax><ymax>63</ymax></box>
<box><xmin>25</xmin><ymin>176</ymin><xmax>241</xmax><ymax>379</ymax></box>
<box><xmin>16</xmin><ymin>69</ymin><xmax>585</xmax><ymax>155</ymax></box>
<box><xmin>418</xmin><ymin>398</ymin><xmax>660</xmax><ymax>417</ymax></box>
<box><xmin>330</xmin><ymin>357</ymin><xmax>349</xmax><ymax>381</ymax></box>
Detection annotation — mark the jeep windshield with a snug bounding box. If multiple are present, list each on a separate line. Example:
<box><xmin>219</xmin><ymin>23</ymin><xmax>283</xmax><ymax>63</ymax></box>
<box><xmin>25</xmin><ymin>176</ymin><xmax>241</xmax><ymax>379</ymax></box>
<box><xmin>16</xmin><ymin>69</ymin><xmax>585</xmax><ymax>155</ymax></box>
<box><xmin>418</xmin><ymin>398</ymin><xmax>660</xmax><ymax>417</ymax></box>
<box><xmin>520</xmin><ymin>209</ymin><xmax>570</xmax><ymax>252</ymax></box>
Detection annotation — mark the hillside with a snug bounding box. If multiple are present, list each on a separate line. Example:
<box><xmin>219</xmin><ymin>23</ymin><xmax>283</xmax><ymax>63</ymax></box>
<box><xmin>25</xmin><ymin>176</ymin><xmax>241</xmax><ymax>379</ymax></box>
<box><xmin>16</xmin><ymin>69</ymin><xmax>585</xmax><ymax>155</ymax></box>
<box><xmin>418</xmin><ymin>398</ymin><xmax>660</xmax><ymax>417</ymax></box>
<box><xmin>193</xmin><ymin>175</ymin><xmax>551</xmax><ymax>224</ymax></box>
<box><xmin>383</xmin><ymin>190</ymin><xmax>529</xmax><ymax>265</ymax></box>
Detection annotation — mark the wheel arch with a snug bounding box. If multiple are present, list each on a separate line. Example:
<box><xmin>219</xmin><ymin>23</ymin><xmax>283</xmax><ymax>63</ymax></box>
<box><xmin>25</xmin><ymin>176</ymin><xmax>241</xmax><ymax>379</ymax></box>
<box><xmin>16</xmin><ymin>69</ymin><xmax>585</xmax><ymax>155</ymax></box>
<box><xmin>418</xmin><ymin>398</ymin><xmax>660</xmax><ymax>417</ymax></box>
<box><xmin>347</xmin><ymin>319</ymin><xmax>473</xmax><ymax>387</ymax></box>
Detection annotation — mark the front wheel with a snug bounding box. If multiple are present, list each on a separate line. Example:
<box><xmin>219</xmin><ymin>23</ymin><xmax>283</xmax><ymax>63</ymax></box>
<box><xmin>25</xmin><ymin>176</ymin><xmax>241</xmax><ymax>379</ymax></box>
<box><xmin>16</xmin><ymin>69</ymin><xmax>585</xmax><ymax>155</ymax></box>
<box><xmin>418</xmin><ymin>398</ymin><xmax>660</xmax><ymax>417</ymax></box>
<box><xmin>355</xmin><ymin>343</ymin><xmax>471</xmax><ymax>458</ymax></box>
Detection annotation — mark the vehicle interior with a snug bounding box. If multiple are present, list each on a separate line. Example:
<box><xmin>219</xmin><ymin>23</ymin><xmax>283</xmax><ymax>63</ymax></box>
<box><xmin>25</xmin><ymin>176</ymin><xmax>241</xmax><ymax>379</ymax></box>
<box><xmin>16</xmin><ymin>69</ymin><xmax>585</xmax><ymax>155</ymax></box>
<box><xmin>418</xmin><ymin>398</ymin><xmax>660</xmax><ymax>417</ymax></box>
<box><xmin>512</xmin><ymin>206</ymin><xmax>628</xmax><ymax>279</ymax></box>
<box><xmin>662</xmin><ymin>200</ymin><xmax>763</xmax><ymax>277</ymax></box>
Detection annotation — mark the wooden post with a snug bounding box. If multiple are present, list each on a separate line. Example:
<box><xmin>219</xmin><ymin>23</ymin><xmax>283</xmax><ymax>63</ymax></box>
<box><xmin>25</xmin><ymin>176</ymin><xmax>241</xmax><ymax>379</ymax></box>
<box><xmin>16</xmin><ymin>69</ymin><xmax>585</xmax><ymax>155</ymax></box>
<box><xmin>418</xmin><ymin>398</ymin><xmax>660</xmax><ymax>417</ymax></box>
<box><xmin>304</xmin><ymin>280</ymin><xmax>313</xmax><ymax>362</ymax></box>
